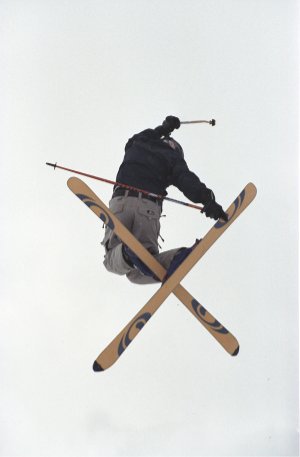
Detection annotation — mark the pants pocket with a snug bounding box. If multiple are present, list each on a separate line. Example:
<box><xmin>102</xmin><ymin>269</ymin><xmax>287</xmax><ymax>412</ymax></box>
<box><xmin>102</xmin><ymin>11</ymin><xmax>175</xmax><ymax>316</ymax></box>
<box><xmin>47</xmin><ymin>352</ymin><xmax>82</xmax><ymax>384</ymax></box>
<box><xmin>137</xmin><ymin>199</ymin><xmax>161</xmax><ymax>221</ymax></box>
<box><xmin>135</xmin><ymin>200</ymin><xmax>161</xmax><ymax>254</ymax></box>
<box><xmin>101</xmin><ymin>198</ymin><xmax>125</xmax><ymax>251</ymax></box>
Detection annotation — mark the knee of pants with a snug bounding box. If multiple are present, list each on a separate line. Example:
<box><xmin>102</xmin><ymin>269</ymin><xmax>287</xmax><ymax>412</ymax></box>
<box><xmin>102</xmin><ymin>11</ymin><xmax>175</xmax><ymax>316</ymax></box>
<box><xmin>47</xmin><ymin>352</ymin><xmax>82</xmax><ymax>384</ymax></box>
<box><xmin>126</xmin><ymin>269</ymin><xmax>160</xmax><ymax>285</ymax></box>
<box><xmin>103</xmin><ymin>243</ymin><xmax>134</xmax><ymax>276</ymax></box>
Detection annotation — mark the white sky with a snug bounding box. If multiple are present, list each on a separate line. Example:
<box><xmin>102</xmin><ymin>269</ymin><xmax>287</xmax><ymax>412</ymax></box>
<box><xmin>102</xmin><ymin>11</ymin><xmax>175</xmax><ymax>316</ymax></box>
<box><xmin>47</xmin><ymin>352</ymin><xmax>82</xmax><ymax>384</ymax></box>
<box><xmin>0</xmin><ymin>1</ymin><xmax>298</xmax><ymax>456</ymax></box>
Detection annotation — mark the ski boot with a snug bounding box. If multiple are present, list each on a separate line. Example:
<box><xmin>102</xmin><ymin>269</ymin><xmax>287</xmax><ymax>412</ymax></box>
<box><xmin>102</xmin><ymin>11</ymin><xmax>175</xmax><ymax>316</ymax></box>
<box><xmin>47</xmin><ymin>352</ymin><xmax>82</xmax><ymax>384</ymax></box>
<box><xmin>163</xmin><ymin>239</ymin><xmax>201</xmax><ymax>283</ymax></box>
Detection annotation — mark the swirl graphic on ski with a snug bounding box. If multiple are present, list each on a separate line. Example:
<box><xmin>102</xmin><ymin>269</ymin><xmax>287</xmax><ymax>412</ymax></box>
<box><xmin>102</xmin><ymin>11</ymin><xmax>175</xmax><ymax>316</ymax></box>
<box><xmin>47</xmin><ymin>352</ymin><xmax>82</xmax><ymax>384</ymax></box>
<box><xmin>191</xmin><ymin>299</ymin><xmax>229</xmax><ymax>334</ymax></box>
<box><xmin>118</xmin><ymin>312</ymin><xmax>152</xmax><ymax>356</ymax></box>
<box><xmin>67</xmin><ymin>177</ymin><xmax>256</xmax><ymax>370</ymax></box>
<box><xmin>215</xmin><ymin>189</ymin><xmax>246</xmax><ymax>229</ymax></box>
<box><xmin>76</xmin><ymin>193</ymin><xmax>115</xmax><ymax>230</ymax></box>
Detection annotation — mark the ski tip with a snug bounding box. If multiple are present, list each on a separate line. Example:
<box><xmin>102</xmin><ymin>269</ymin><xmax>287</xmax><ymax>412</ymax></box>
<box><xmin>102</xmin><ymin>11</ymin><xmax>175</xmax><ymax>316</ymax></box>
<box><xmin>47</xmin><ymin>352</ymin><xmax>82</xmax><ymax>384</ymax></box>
<box><xmin>232</xmin><ymin>346</ymin><xmax>240</xmax><ymax>356</ymax></box>
<box><xmin>67</xmin><ymin>176</ymin><xmax>78</xmax><ymax>188</ymax></box>
<box><xmin>93</xmin><ymin>360</ymin><xmax>104</xmax><ymax>372</ymax></box>
<box><xmin>247</xmin><ymin>182</ymin><xmax>258</xmax><ymax>195</ymax></box>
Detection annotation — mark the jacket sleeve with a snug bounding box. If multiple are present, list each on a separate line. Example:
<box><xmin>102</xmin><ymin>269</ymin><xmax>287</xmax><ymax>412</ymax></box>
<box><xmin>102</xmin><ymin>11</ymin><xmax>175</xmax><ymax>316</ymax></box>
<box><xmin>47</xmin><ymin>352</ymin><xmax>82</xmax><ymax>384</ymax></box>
<box><xmin>170</xmin><ymin>155</ymin><xmax>214</xmax><ymax>204</ymax></box>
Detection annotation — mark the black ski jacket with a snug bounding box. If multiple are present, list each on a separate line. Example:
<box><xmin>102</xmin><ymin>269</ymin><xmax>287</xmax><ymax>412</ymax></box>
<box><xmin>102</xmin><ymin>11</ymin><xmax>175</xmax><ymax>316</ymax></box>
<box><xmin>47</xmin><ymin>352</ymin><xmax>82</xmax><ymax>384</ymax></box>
<box><xmin>115</xmin><ymin>127</ymin><xmax>214</xmax><ymax>204</ymax></box>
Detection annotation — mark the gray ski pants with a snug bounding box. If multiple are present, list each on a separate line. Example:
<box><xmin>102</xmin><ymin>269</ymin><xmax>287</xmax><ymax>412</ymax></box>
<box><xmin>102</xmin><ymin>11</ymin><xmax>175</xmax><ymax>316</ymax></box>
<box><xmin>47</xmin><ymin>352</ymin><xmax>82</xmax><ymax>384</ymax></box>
<box><xmin>101</xmin><ymin>192</ymin><xmax>181</xmax><ymax>285</ymax></box>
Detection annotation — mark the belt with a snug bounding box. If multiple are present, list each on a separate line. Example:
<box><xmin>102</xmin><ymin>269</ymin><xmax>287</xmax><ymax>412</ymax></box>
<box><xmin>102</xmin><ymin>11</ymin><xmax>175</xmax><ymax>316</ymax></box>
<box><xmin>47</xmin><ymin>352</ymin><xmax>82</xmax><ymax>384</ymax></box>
<box><xmin>112</xmin><ymin>187</ymin><xmax>162</xmax><ymax>207</ymax></box>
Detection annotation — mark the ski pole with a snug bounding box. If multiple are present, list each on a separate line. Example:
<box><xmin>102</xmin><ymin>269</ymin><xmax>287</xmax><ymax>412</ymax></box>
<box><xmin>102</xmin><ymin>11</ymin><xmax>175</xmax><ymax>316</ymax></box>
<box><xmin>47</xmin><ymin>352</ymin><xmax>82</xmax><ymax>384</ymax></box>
<box><xmin>46</xmin><ymin>162</ymin><xmax>204</xmax><ymax>212</ymax></box>
<box><xmin>181</xmin><ymin>119</ymin><xmax>216</xmax><ymax>126</ymax></box>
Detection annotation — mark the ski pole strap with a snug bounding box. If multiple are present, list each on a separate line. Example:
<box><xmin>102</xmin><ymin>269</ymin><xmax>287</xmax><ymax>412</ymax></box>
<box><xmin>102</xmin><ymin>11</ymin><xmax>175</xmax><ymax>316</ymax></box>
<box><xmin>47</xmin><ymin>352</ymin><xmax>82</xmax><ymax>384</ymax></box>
<box><xmin>46</xmin><ymin>162</ymin><xmax>204</xmax><ymax>212</ymax></box>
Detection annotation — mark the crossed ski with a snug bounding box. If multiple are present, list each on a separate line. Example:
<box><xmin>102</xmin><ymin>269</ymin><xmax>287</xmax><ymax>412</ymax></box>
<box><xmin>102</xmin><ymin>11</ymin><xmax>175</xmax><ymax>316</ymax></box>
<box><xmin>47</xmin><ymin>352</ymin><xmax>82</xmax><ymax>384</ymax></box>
<box><xmin>67</xmin><ymin>177</ymin><xmax>257</xmax><ymax>371</ymax></box>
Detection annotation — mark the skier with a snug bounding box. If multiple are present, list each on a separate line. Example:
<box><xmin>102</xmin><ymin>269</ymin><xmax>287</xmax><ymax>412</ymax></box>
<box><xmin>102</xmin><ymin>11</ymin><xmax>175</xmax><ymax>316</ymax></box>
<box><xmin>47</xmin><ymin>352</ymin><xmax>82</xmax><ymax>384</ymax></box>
<box><xmin>101</xmin><ymin>116</ymin><xmax>228</xmax><ymax>285</ymax></box>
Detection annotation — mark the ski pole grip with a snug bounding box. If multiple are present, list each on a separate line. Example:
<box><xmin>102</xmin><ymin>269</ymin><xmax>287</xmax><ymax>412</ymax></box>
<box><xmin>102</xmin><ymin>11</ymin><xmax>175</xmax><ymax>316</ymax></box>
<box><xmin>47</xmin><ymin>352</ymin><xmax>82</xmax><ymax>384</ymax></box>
<box><xmin>180</xmin><ymin>119</ymin><xmax>216</xmax><ymax>126</ymax></box>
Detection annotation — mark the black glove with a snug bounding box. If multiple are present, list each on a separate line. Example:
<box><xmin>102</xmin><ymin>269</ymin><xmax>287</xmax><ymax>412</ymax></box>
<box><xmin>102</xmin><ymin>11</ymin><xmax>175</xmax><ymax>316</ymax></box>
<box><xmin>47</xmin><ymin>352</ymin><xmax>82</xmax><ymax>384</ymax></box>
<box><xmin>202</xmin><ymin>200</ymin><xmax>228</xmax><ymax>222</ymax></box>
<box><xmin>162</xmin><ymin>116</ymin><xmax>181</xmax><ymax>134</ymax></box>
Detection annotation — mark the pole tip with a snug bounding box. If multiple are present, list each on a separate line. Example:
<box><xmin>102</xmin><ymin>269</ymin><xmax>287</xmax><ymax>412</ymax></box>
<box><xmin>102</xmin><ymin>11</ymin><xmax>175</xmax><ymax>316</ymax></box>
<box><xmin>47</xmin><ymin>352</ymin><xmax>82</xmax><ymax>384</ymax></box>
<box><xmin>46</xmin><ymin>162</ymin><xmax>57</xmax><ymax>169</ymax></box>
<box><xmin>210</xmin><ymin>119</ymin><xmax>216</xmax><ymax>126</ymax></box>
